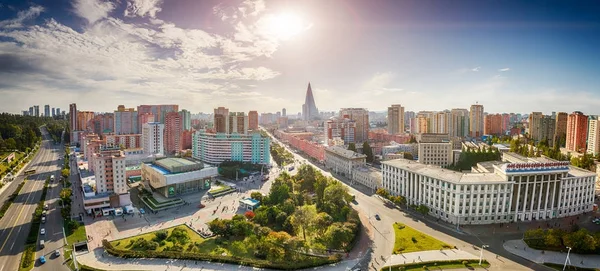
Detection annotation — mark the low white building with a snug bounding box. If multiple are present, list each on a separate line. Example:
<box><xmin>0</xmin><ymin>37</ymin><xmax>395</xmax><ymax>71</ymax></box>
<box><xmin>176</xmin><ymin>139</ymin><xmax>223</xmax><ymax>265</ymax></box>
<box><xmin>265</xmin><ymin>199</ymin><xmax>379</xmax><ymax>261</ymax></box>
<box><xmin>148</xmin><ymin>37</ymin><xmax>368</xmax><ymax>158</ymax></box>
<box><xmin>382</xmin><ymin>153</ymin><xmax>597</xmax><ymax>225</ymax></box>
<box><xmin>351</xmin><ymin>166</ymin><xmax>382</xmax><ymax>191</ymax></box>
<box><xmin>324</xmin><ymin>146</ymin><xmax>366</xmax><ymax>178</ymax></box>
<box><xmin>381</xmin><ymin>143</ymin><xmax>418</xmax><ymax>157</ymax></box>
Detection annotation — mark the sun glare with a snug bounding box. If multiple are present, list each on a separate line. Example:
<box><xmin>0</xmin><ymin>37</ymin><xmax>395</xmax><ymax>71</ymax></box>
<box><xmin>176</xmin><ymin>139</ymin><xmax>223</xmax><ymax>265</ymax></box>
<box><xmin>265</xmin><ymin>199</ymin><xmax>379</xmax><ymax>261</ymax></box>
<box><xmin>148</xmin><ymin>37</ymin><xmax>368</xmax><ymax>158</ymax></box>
<box><xmin>266</xmin><ymin>13</ymin><xmax>307</xmax><ymax>40</ymax></box>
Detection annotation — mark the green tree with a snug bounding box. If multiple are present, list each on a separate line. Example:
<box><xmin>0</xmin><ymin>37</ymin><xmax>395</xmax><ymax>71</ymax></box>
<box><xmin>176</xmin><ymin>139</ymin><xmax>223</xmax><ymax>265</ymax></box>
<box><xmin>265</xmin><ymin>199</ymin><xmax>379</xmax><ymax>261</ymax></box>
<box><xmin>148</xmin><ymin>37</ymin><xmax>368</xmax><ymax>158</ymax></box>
<box><xmin>417</xmin><ymin>205</ymin><xmax>429</xmax><ymax>216</ymax></box>
<box><xmin>291</xmin><ymin>205</ymin><xmax>316</xmax><ymax>240</ymax></box>
<box><xmin>347</xmin><ymin>143</ymin><xmax>357</xmax><ymax>152</ymax></box>
<box><xmin>409</xmin><ymin>136</ymin><xmax>417</xmax><ymax>143</ymax></box>
<box><xmin>376</xmin><ymin>188</ymin><xmax>390</xmax><ymax>198</ymax></box>
<box><xmin>250</xmin><ymin>191</ymin><xmax>263</xmax><ymax>203</ymax></box>
<box><xmin>362</xmin><ymin>141</ymin><xmax>374</xmax><ymax>163</ymax></box>
<box><xmin>314</xmin><ymin>212</ymin><xmax>333</xmax><ymax>237</ymax></box>
<box><xmin>403</xmin><ymin>152</ymin><xmax>414</xmax><ymax>160</ymax></box>
<box><xmin>208</xmin><ymin>218</ymin><xmax>230</xmax><ymax>237</ymax></box>
<box><xmin>324</xmin><ymin>222</ymin><xmax>354</xmax><ymax>250</ymax></box>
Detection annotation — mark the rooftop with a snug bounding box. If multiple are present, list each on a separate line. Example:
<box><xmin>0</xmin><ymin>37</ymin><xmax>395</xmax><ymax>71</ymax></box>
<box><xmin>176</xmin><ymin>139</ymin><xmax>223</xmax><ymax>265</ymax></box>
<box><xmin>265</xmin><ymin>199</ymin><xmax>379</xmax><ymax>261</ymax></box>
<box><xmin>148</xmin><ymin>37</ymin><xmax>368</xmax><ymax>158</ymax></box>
<box><xmin>326</xmin><ymin>146</ymin><xmax>367</xmax><ymax>159</ymax></box>
<box><xmin>383</xmin><ymin>159</ymin><xmax>506</xmax><ymax>183</ymax></box>
<box><xmin>239</xmin><ymin>198</ymin><xmax>260</xmax><ymax>206</ymax></box>
<box><xmin>155</xmin><ymin>158</ymin><xmax>203</xmax><ymax>173</ymax></box>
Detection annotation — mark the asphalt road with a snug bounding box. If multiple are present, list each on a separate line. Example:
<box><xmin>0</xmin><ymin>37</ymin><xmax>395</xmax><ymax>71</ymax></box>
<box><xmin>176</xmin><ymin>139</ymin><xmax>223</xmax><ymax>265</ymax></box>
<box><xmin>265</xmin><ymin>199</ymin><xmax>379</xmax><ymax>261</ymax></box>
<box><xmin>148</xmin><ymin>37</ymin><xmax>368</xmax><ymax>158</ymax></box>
<box><xmin>262</xmin><ymin>128</ymin><xmax>548</xmax><ymax>271</ymax></box>
<box><xmin>0</xmin><ymin>128</ymin><xmax>67</xmax><ymax>271</ymax></box>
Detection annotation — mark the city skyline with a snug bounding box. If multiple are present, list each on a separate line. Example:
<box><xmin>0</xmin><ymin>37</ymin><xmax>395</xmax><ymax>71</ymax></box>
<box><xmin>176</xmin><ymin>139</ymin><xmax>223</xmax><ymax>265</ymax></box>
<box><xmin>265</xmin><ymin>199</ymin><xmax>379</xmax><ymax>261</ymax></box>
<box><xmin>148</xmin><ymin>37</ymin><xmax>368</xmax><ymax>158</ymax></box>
<box><xmin>1</xmin><ymin>0</ymin><xmax>600</xmax><ymax>115</ymax></box>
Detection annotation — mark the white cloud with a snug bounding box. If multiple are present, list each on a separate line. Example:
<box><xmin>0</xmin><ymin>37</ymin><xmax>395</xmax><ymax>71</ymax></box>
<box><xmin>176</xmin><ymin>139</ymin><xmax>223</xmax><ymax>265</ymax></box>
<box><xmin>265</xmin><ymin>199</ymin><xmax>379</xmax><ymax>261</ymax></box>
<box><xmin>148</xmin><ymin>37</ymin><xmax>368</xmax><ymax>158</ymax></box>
<box><xmin>124</xmin><ymin>0</ymin><xmax>163</xmax><ymax>18</ymax></box>
<box><xmin>498</xmin><ymin>68</ymin><xmax>510</xmax><ymax>72</ymax></box>
<box><xmin>72</xmin><ymin>0</ymin><xmax>115</xmax><ymax>24</ymax></box>
<box><xmin>0</xmin><ymin>5</ymin><xmax>44</xmax><ymax>28</ymax></box>
<box><xmin>364</xmin><ymin>72</ymin><xmax>395</xmax><ymax>90</ymax></box>
<box><xmin>471</xmin><ymin>66</ymin><xmax>481</xmax><ymax>72</ymax></box>
<box><xmin>241</xmin><ymin>0</ymin><xmax>266</xmax><ymax>17</ymax></box>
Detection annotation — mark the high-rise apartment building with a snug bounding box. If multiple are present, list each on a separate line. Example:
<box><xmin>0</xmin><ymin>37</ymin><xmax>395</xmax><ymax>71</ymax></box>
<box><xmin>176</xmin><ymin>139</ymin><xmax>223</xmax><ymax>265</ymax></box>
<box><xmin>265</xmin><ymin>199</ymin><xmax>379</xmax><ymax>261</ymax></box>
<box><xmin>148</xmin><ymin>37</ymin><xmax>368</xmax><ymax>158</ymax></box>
<box><xmin>554</xmin><ymin>112</ymin><xmax>568</xmax><ymax>147</ymax></box>
<box><xmin>114</xmin><ymin>105</ymin><xmax>138</xmax><ymax>135</ymax></box>
<box><xmin>29</xmin><ymin>107</ymin><xmax>34</xmax><ymax>116</ymax></box>
<box><xmin>92</xmin><ymin>113</ymin><xmax>115</xmax><ymax>135</ymax></box>
<box><xmin>340</xmin><ymin>108</ymin><xmax>369</xmax><ymax>143</ymax></box>
<box><xmin>282</xmin><ymin>108</ymin><xmax>286</xmax><ymax>117</ymax></box>
<box><xmin>302</xmin><ymin>83</ymin><xmax>319</xmax><ymax>120</ymax></box>
<box><xmin>34</xmin><ymin>105</ymin><xmax>39</xmax><ymax>117</ymax></box>
<box><xmin>179</xmin><ymin>109</ymin><xmax>191</xmax><ymax>131</ymax></box>
<box><xmin>326</xmin><ymin>116</ymin><xmax>356</xmax><ymax>145</ymax></box>
<box><xmin>434</xmin><ymin>111</ymin><xmax>452</xmax><ymax>135</ymax></box>
<box><xmin>484</xmin><ymin>114</ymin><xmax>503</xmax><ymax>135</ymax></box>
<box><xmin>77</xmin><ymin>111</ymin><xmax>95</xmax><ymax>131</ymax></box>
<box><xmin>214</xmin><ymin>107</ymin><xmax>229</xmax><ymax>133</ymax></box>
<box><xmin>450</xmin><ymin>109</ymin><xmax>470</xmax><ymax>138</ymax></box>
<box><xmin>528</xmin><ymin>112</ymin><xmax>556</xmax><ymax>145</ymax></box>
<box><xmin>142</xmin><ymin>122</ymin><xmax>164</xmax><ymax>155</ymax></box>
<box><xmin>248</xmin><ymin>111</ymin><xmax>259</xmax><ymax>131</ymax></box>
<box><xmin>44</xmin><ymin>105</ymin><xmax>50</xmax><ymax>117</ymax></box>
<box><xmin>69</xmin><ymin>103</ymin><xmax>77</xmax><ymax>131</ymax></box>
<box><xmin>566</xmin><ymin>111</ymin><xmax>588</xmax><ymax>153</ymax></box>
<box><xmin>387</xmin><ymin>104</ymin><xmax>405</xmax><ymax>135</ymax></box>
<box><xmin>139</xmin><ymin>113</ymin><xmax>155</xmax><ymax>130</ymax></box>
<box><xmin>51</xmin><ymin>108</ymin><xmax>56</xmax><ymax>117</ymax></box>
<box><xmin>137</xmin><ymin>104</ymin><xmax>179</xmax><ymax>125</ymax></box>
<box><xmin>165</xmin><ymin>112</ymin><xmax>182</xmax><ymax>155</ymax></box>
<box><xmin>92</xmin><ymin>149</ymin><xmax>127</xmax><ymax>194</ymax></box>
<box><xmin>228</xmin><ymin>112</ymin><xmax>248</xmax><ymax>134</ymax></box>
<box><xmin>469</xmin><ymin>104</ymin><xmax>484</xmax><ymax>138</ymax></box>
<box><xmin>587</xmin><ymin>119</ymin><xmax>600</xmax><ymax>156</ymax></box>
<box><xmin>404</xmin><ymin>111</ymin><xmax>415</xmax><ymax>129</ymax></box>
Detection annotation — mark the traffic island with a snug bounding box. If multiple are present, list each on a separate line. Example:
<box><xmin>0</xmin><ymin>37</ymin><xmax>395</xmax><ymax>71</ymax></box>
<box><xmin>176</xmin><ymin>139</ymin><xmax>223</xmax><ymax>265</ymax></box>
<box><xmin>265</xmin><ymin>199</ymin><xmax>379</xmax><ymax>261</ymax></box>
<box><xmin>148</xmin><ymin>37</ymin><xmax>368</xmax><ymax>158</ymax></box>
<box><xmin>383</xmin><ymin>259</ymin><xmax>490</xmax><ymax>271</ymax></box>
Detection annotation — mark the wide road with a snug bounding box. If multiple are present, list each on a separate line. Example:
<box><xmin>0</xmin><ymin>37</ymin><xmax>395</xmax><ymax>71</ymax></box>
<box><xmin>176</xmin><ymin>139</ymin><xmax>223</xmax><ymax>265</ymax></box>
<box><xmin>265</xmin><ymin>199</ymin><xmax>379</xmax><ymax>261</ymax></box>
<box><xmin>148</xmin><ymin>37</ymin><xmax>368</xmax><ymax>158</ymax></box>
<box><xmin>262</xmin><ymin>128</ymin><xmax>548</xmax><ymax>271</ymax></box>
<box><xmin>0</xmin><ymin>128</ymin><xmax>66</xmax><ymax>271</ymax></box>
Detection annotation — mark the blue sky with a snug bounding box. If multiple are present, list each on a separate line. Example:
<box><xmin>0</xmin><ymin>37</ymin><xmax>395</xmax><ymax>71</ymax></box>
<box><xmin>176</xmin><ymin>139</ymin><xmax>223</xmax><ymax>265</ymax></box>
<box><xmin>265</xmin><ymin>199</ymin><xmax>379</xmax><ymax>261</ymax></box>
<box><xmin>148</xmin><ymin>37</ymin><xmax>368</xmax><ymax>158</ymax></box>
<box><xmin>1</xmin><ymin>0</ymin><xmax>599</xmax><ymax>115</ymax></box>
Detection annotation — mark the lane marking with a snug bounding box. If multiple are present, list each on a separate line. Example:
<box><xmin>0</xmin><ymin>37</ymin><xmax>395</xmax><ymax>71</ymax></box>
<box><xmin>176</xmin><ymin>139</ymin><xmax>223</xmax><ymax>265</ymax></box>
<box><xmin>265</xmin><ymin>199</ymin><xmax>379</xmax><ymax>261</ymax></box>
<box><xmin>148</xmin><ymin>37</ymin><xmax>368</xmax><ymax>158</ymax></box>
<box><xmin>0</xmin><ymin>148</ymin><xmax>48</xmax><ymax>254</ymax></box>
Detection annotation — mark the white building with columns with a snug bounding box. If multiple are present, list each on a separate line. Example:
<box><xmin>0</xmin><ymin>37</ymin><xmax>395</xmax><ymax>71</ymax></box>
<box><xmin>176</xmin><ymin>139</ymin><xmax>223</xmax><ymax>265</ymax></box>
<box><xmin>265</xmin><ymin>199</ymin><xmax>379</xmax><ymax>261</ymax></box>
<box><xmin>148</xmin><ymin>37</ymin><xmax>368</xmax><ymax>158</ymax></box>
<box><xmin>382</xmin><ymin>152</ymin><xmax>596</xmax><ymax>225</ymax></box>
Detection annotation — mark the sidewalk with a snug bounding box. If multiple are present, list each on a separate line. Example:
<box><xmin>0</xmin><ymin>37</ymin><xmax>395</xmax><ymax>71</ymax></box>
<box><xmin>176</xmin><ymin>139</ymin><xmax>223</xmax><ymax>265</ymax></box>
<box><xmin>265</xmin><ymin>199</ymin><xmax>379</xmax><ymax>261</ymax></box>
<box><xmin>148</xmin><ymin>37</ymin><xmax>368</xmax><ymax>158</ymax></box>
<box><xmin>77</xmin><ymin>246</ymin><xmax>360</xmax><ymax>271</ymax></box>
<box><xmin>383</xmin><ymin>249</ymin><xmax>479</xmax><ymax>268</ymax></box>
<box><xmin>504</xmin><ymin>239</ymin><xmax>600</xmax><ymax>269</ymax></box>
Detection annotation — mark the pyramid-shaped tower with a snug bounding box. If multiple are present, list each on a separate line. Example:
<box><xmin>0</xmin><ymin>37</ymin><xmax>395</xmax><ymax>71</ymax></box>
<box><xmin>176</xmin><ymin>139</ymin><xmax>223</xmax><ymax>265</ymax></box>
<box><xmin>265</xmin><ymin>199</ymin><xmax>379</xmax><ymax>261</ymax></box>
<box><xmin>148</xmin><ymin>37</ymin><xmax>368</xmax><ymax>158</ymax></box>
<box><xmin>302</xmin><ymin>82</ymin><xmax>319</xmax><ymax>120</ymax></box>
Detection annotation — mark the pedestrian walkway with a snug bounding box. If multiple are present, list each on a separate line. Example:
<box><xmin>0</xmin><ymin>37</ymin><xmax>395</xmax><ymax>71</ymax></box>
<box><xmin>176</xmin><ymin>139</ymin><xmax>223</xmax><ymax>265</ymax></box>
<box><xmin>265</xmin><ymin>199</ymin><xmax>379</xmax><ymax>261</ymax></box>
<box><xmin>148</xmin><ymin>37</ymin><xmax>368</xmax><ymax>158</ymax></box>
<box><xmin>76</xmin><ymin>247</ymin><xmax>360</xmax><ymax>271</ymax></box>
<box><xmin>504</xmin><ymin>239</ymin><xmax>600</xmax><ymax>269</ymax></box>
<box><xmin>382</xmin><ymin>249</ymin><xmax>479</xmax><ymax>268</ymax></box>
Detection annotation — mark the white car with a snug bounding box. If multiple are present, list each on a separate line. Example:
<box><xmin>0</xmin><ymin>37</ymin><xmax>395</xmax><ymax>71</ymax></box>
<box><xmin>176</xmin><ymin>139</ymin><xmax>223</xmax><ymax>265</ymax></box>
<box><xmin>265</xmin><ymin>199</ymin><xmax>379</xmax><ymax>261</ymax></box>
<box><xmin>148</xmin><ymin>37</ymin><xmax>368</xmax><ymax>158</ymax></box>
<box><xmin>40</xmin><ymin>228</ymin><xmax>45</xmax><ymax>235</ymax></box>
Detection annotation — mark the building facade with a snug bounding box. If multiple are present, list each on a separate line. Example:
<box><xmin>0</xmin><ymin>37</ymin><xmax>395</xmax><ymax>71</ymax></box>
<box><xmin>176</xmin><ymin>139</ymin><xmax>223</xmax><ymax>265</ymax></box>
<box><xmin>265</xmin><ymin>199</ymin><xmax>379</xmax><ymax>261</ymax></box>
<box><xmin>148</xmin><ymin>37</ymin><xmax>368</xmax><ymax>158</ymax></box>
<box><xmin>192</xmin><ymin>131</ymin><xmax>270</xmax><ymax>165</ymax></box>
<box><xmin>554</xmin><ymin>112</ymin><xmax>568</xmax><ymax>147</ymax></box>
<box><xmin>302</xmin><ymin>83</ymin><xmax>319</xmax><ymax>120</ymax></box>
<box><xmin>214</xmin><ymin>107</ymin><xmax>229</xmax><ymax>133</ymax></box>
<box><xmin>248</xmin><ymin>111</ymin><xmax>259</xmax><ymax>131</ymax></box>
<box><xmin>587</xmin><ymin>119</ymin><xmax>600</xmax><ymax>155</ymax></box>
<box><xmin>484</xmin><ymin>113</ymin><xmax>503</xmax><ymax>136</ymax></box>
<box><xmin>340</xmin><ymin>108</ymin><xmax>369</xmax><ymax>143</ymax></box>
<box><xmin>228</xmin><ymin>112</ymin><xmax>249</xmax><ymax>134</ymax></box>
<box><xmin>142</xmin><ymin>122</ymin><xmax>164</xmax><ymax>155</ymax></box>
<box><xmin>469</xmin><ymin>104</ymin><xmax>484</xmax><ymax>138</ymax></box>
<box><xmin>114</xmin><ymin>105</ymin><xmax>138</xmax><ymax>135</ymax></box>
<box><xmin>141</xmin><ymin>158</ymin><xmax>218</xmax><ymax>198</ymax></box>
<box><xmin>324</xmin><ymin>146</ymin><xmax>366</xmax><ymax>178</ymax></box>
<box><xmin>382</xmin><ymin>154</ymin><xmax>596</xmax><ymax>225</ymax></box>
<box><xmin>387</xmin><ymin>104</ymin><xmax>405</xmax><ymax>135</ymax></box>
<box><xmin>165</xmin><ymin>112</ymin><xmax>182</xmax><ymax>155</ymax></box>
<box><xmin>326</xmin><ymin>116</ymin><xmax>356</xmax><ymax>145</ymax></box>
<box><xmin>179</xmin><ymin>109</ymin><xmax>191</xmax><ymax>131</ymax></box>
<box><xmin>351</xmin><ymin>166</ymin><xmax>382</xmax><ymax>191</ymax></box>
<box><xmin>77</xmin><ymin>111</ymin><xmax>95</xmax><ymax>131</ymax></box>
<box><xmin>417</xmin><ymin>142</ymin><xmax>453</xmax><ymax>166</ymax></box>
<box><xmin>566</xmin><ymin>111</ymin><xmax>588</xmax><ymax>153</ymax></box>
<box><xmin>92</xmin><ymin>149</ymin><xmax>127</xmax><ymax>195</ymax></box>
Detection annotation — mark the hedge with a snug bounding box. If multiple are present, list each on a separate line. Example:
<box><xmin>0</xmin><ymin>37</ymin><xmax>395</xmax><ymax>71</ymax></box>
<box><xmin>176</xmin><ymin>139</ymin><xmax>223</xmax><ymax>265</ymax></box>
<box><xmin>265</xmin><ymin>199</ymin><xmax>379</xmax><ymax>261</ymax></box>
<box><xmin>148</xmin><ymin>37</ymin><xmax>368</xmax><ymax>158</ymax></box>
<box><xmin>0</xmin><ymin>179</ymin><xmax>27</xmax><ymax>219</ymax></box>
<box><xmin>20</xmin><ymin>244</ymin><xmax>35</xmax><ymax>270</ymax></box>
<box><xmin>103</xmin><ymin>239</ymin><xmax>341</xmax><ymax>270</ymax></box>
<box><xmin>385</xmin><ymin>259</ymin><xmax>490</xmax><ymax>271</ymax></box>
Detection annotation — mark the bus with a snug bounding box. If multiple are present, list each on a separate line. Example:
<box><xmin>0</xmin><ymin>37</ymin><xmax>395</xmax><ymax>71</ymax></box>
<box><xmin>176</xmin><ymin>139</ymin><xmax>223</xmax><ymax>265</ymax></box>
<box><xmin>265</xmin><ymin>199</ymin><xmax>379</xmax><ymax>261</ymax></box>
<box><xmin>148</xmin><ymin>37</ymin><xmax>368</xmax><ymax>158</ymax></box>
<box><xmin>24</xmin><ymin>169</ymin><xmax>36</xmax><ymax>176</ymax></box>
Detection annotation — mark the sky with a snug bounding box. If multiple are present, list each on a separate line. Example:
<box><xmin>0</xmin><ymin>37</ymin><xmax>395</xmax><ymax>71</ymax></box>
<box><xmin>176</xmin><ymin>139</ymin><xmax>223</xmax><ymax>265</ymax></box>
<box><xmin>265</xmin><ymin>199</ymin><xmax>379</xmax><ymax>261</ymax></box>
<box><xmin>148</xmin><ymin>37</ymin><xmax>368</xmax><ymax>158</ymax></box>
<box><xmin>1</xmin><ymin>0</ymin><xmax>600</xmax><ymax>116</ymax></box>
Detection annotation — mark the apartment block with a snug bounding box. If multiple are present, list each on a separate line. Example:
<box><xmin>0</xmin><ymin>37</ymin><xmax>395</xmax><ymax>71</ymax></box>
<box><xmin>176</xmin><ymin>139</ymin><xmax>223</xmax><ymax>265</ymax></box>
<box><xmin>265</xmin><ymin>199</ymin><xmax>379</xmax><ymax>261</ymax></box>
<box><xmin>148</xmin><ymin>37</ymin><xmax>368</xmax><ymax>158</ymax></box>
<box><xmin>142</xmin><ymin>122</ymin><xmax>164</xmax><ymax>155</ymax></box>
<box><xmin>566</xmin><ymin>111</ymin><xmax>588</xmax><ymax>153</ymax></box>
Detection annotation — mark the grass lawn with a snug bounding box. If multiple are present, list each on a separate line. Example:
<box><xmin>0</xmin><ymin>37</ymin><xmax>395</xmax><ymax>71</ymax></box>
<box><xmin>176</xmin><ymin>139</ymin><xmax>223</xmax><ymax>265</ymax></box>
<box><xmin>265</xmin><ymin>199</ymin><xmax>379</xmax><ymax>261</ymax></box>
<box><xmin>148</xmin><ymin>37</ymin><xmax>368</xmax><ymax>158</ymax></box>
<box><xmin>387</xmin><ymin>260</ymin><xmax>490</xmax><ymax>271</ymax></box>
<box><xmin>66</xmin><ymin>222</ymin><xmax>87</xmax><ymax>245</ymax></box>
<box><xmin>392</xmin><ymin>223</ymin><xmax>453</xmax><ymax>254</ymax></box>
<box><xmin>544</xmin><ymin>263</ymin><xmax>600</xmax><ymax>271</ymax></box>
<box><xmin>110</xmin><ymin>225</ymin><xmax>255</xmax><ymax>259</ymax></box>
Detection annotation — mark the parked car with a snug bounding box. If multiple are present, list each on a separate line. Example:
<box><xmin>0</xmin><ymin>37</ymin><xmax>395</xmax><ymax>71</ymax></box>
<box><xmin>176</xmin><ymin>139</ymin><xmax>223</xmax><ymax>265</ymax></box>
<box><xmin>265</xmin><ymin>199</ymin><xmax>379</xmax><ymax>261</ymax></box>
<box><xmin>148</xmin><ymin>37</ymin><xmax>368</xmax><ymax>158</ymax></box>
<box><xmin>374</xmin><ymin>214</ymin><xmax>381</xmax><ymax>220</ymax></box>
<box><xmin>54</xmin><ymin>250</ymin><xmax>61</xmax><ymax>257</ymax></box>
<box><xmin>44</xmin><ymin>204</ymin><xmax>49</xmax><ymax>210</ymax></box>
<box><xmin>40</xmin><ymin>228</ymin><xmax>45</xmax><ymax>235</ymax></box>
<box><xmin>39</xmin><ymin>256</ymin><xmax>46</xmax><ymax>264</ymax></box>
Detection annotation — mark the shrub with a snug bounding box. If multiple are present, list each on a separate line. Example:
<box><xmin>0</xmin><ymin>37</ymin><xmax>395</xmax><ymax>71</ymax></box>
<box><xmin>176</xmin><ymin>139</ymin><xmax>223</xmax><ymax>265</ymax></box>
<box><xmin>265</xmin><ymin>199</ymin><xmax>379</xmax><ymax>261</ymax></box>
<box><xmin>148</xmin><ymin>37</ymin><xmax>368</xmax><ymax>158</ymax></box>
<box><xmin>167</xmin><ymin>227</ymin><xmax>190</xmax><ymax>244</ymax></box>
<box><xmin>411</xmin><ymin>237</ymin><xmax>417</xmax><ymax>243</ymax></box>
<box><xmin>462</xmin><ymin>260</ymin><xmax>468</xmax><ymax>265</ymax></box>
<box><xmin>154</xmin><ymin>230</ymin><xmax>168</xmax><ymax>241</ymax></box>
<box><xmin>160</xmin><ymin>241</ymin><xmax>166</xmax><ymax>246</ymax></box>
<box><xmin>245</xmin><ymin>210</ymin><xmax>255</xmax><ymax>220</ymax></box>
<box><xmin>21</xmin><ymin>245</ymin><xmax>35</xmax><ymax>269</ymax></box>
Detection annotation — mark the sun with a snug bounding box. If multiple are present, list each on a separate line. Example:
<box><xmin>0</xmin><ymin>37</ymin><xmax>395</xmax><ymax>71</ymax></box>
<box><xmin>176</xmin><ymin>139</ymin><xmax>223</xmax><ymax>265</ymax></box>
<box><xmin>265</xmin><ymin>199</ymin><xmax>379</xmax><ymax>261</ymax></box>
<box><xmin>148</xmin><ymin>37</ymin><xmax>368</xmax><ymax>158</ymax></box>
<box><xmin>265</xmin><ymin>13</ymin><xmax>307</xmax><ymax>40</ymax></box>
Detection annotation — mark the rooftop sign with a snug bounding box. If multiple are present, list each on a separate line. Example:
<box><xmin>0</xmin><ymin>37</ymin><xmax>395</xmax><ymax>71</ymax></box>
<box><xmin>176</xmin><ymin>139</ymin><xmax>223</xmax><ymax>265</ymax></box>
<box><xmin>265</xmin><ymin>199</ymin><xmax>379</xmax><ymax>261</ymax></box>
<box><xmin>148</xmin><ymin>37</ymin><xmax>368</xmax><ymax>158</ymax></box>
<box><xmin>505</xmin><ymin>161</ymin><xmax>570</xmax><ymax>172</ymax></box>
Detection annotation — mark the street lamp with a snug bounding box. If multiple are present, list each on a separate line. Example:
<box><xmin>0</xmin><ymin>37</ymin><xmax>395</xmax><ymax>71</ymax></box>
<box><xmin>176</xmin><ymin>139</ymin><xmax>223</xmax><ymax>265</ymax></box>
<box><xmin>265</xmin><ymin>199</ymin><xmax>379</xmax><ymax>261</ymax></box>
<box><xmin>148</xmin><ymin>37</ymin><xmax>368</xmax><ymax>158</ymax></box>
<box><xmin>479</xmin><ymin>244</ymin><xmax>489</xmax><ymax>265</ymax></box>
<box><xmin>563</xmin><ymin>246</ymin><xmax>572</xmax><ymax>271</ymax></box>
